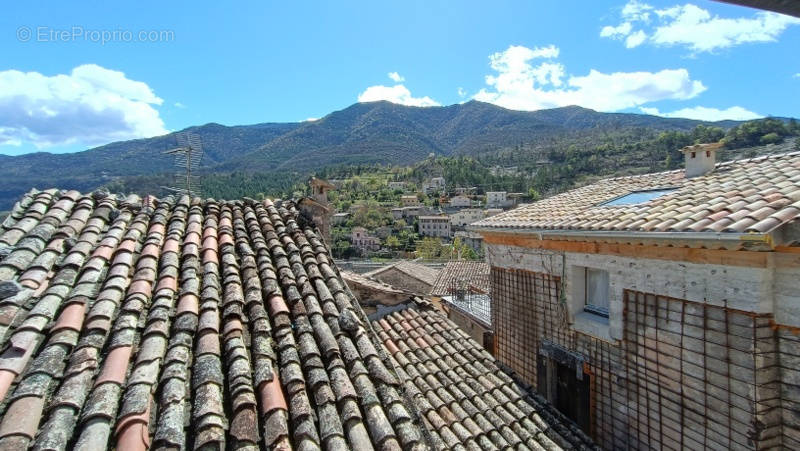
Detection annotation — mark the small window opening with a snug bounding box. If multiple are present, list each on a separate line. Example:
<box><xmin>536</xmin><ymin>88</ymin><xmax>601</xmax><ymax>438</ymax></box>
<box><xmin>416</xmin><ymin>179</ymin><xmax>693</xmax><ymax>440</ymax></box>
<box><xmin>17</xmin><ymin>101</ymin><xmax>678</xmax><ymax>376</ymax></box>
<box><xmin>584</xmin><ymin>268</ymin><xmax>609</xmax><ymax>318</ymax></box>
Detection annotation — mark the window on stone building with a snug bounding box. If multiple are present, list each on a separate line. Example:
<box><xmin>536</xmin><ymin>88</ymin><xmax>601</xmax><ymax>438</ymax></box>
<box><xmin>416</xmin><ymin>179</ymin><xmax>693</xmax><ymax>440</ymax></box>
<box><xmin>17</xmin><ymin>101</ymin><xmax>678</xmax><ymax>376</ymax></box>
<box><xmin>584</xmin><ymin>268</ymin><xmax>609</xmax><ymax>317</ymax></box>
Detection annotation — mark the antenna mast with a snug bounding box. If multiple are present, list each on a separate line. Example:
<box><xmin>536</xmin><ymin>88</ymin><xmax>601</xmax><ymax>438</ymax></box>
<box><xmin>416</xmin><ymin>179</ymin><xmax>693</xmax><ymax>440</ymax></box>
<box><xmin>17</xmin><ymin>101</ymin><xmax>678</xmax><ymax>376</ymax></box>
<box><xmin>162</xmin><ymin>132</ymin><xmax>203</xmax><ymax>196</ymax></box>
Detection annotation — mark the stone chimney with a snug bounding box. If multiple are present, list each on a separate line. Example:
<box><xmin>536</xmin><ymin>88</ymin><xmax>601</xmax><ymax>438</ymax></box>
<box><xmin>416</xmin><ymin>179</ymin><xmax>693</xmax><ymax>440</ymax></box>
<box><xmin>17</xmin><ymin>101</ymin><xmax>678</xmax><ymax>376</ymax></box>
<box><xmin>299</xmin><ymin>177</ymin><xmax>336</xmax><ymax>245</ymax></box>
<box><xmin>680</xmin><ymin>142</ymin><xmax>722</xmax><ymax>178</ymax></box>
<box><xmin>310</xmin><ymin>177</ymin><xmax>335</xmax><ymax>204</ymax></box>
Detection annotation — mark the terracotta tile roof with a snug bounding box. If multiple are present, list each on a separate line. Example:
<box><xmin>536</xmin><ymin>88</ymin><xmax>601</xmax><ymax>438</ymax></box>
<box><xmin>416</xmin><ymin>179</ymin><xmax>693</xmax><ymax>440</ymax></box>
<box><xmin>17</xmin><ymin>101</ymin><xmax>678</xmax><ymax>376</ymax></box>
<box><xmin>0</xmin><ymin>188</ymin><xmax>587</xmax><ymax>450</ymax></box>
<box><xmin>365</xmin><ymin>260</ymin><xmax>440</xmax><ymax>287</ymax></box>
<box><xmin>470</xmin><ymin>151</ymin><xmax>800</xmax><ymax>236</ymax></box>
<box><xmin>429</xmin><ymin>261</ymin><xmax>490</xmax><ymax>297</ymax></box>
<box><xmin>373</xmin><ymin>307</ymin><xmax>598</xmax><ymax>450</ymax></box>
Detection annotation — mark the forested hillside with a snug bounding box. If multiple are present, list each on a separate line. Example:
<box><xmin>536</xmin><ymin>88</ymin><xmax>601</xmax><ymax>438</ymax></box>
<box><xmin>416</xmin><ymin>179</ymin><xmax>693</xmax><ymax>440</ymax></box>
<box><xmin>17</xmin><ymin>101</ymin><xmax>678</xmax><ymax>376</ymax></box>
<box><xmin>0</xmin><ymin>101</ymin><xmax>797</xmax><ymax>209</ymax></box>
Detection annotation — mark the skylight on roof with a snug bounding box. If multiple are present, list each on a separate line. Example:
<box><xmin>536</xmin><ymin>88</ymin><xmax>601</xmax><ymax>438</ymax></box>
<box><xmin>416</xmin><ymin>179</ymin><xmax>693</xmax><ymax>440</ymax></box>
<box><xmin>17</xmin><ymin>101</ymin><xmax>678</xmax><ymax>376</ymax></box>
<box><xmin>601</xmin><ymin>188</ymin><xmax>677</xmax><ymax>206</ymax></box>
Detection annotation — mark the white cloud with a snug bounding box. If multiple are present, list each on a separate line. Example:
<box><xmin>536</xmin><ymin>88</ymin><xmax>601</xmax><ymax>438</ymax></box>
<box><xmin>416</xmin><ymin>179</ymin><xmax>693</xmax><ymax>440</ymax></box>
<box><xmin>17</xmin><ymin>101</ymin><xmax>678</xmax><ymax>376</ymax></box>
<box><xmin>601</xmin><ymin>22</ymin><xmax>632</xmax><ymax>39</ymax></box>
<box><xmin>359</xmin><ymin>74</ymin><xmax>440</xmax><ymax>107</ymax></box>
<box><xmin>626</xmin><ymin>30</ymin><xmax>647</xmax><ymax>48</ymax></box>
<box><xmin>304</xmin><ymin>117</ymin><xmax>319</xmax><ymax>122</ymax></box>
<box><xmin>622</xmin><ymin>0</ymin><xmax>653</xmax><ymax>22</ymax></box>
<box><xmin>639</xmin><ymin>105</ymin><xmax>761</xmax><ymax>121</ymax></box>
<box><xmin>793</xmin><ymin>73</ymin><xmax>800</xmax><ymax>78</ymax></box>
<box><xmin>0</xmin><ymin>64</ymin><xmax>167</xmax><ymax>148</ymax></box>
<box><xmin>473</xmin><ymin>44</ymin><xmax>705</xmax><ymax>112</ymax></box>
<box><xmin>601</xmin><ymin>1</ymin><xmax>800</xmax><ymax>53</ymax></box>
<box><xmin>457</xmin><ymin>87</ymin><xmax>467</xmax><ymax>98</ymax></box>
<box><xmin>388</xmin><ymin>72</ymin><xmax>405</xmax><ymax>83</ymax></box>
<box><xmin>358</xmin><ymin>84</ymin><xmax>440</xmax><ymax>107</ymax></box>
<box><xmin>174</xmin><ymin>102</ymin><xmax>186</xmax><ymax>109</ymax></box>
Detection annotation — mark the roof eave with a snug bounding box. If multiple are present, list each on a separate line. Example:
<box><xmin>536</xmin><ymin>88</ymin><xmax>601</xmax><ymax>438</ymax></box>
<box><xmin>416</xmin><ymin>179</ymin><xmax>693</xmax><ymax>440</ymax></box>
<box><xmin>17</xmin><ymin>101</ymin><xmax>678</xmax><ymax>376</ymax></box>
<box><xmin>468</xmin><ymin>225</ymin><xmax>777</xmax><ymax>250</ymax></box>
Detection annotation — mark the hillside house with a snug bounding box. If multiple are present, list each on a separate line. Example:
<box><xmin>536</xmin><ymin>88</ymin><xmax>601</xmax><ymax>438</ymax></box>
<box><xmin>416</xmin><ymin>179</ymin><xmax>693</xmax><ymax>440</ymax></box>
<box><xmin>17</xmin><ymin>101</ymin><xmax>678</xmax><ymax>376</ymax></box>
<box><xmin>390</xmin><ymin>207</ymin><xmax>404</xmax><ymax>220</ymax></box>
<box><xmin>486</xmin><ymin>191</ymin><xmax>509</xmax><ymax>208</ymax></box>
<box><xmin>330</xmin><ymin>211</ymin><xmax>350</xmax><ymax>225</ymax></box>
<box><xmin>449</xmin><ymin>195</ymin><xmax>472</xmax><ymax>208</ymax></box>
<box><xmin>0</xmin><ymin>189</ymin><xmax>594</xmax><ymax>450</ymax></box>
<box><xmin>450</xmin><ymin>208</ymin><xmax>485</xmax><ymax>227</ymax></box>
<box><xmin>387</xmin><ymin>181</ymin><xmax>406</xmax><ymax>190</ymax></box>
<box><xmin>364</xmin><ymin>260</ymin><xmax>440</xmax><ymax>295</ymax></box>
<box><xmin>423</xmin><ymin>176</ymin><xmax>446</xmax><ymax>194</ymax></box>
<box><xmin>418</xmin><ymin>215</ymin><xmax>451</xmax><ymax>238</ymax></box>
<box><xmin>454</xmin><ymin>230</ymin><xmax>484</xmax><ymax>254</ymax></box>
<box><xmin>400</xmin><ymin>195</ymin><xmax>420</xmax><ymax>207</ymax></box>
<box><xmin>470</xmin><ymin>145</ymin><xmax>800</xmax><ymax>449</ymax></box>
<box><xmin>350</xmin><ymin>226</ymin><xmax>380</xmax><ymax>252</ymax></box>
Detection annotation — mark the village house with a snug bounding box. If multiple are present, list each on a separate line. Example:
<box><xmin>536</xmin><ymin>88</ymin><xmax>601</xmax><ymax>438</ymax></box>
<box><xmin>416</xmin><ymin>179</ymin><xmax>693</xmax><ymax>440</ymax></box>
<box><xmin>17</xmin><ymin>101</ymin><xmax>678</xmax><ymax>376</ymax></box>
<box><xmin>450</xmin><ymin>208</ymin><xmax>485</xmax><ymax>227</ymax></box>
<box><xmin>330</xmin><ymin>211</ymin><xmax>350</xmax><ymax>225</ymax></box>
<box><xmin>449</xmin><ymin>194</ymin><xmax>472</xmax><ymax>208</ymax></box>
<box><xmin>470</xmin><ymin>144</ymin><xmax>800</xmax><ymax>449</ymax></box>
<box><xmin>0</xmin><ymin>189</ymin><xmax>594</xmax><ymax>450</ymax></box>
<box><xmin>429</xmin><ymin>261</ymin><xmax>493</xmax><ymax>350</ymax></box>
<box><xmin>423</xmin><ymin>176</ymin><xmax>446</xmax><ymax>194</ymax></box>
<box><xmin>486</xmin><ymin>191</ymin><xmax>509</xmax><ymax>208</ymax></box>
<box><xmin>350</xmin><ymin>226</ymin><xmax>380</xmax><ymax>252</ymax></box>
<box><xmin>387</xmin><ymin>181</ymin><xmax>406</xmax><ymax>190</ymax></box>
<box><xmin>454</xmin><ymin>230</ymin><xmax>484</xmax><ymax>254</ymax></box>
<box><xmin>400</xmin><ymin>194</ymin><xmax>420</xmax><ymax>207</ymax></box>
<box><xmin>363</xmin><ymin>260</ymin><xmax>441</xmax><ymax>294</ymax></box>
<box><xmin>390</xmin><ymin>207</ymin><xmax>404</xmax><ymax>220</ymax></box>
<box><xmin>418</xmin><ymin>215</ymin><xmax>451</xmax><ymax>238</ymax></box>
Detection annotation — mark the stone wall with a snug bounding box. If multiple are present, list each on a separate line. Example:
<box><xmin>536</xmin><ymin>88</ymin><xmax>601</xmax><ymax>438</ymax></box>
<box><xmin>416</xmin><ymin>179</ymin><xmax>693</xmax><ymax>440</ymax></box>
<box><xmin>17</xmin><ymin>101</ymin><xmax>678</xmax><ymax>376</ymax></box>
<box><xmin>490</xmin><ymin>253</ymin><xmax>797</xmax><ymax>449</ymax></box>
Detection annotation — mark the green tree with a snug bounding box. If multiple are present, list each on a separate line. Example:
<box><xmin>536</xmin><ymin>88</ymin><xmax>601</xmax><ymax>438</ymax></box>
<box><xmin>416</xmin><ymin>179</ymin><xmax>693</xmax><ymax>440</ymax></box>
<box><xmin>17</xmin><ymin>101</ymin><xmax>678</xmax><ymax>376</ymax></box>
<box><xmin>416</xmin><ymin>237</ymin><xmax>444</xmax><ymax>259</ymax></box>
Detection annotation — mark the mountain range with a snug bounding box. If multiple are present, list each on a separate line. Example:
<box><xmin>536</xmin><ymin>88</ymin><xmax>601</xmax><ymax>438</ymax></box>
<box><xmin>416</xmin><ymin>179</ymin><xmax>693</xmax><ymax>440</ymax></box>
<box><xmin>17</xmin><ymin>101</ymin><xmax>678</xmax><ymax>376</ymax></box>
<box><xmin>0</xmin><ymin>100</ymin><xmax>770</xmax><ymax>209</ymax></box>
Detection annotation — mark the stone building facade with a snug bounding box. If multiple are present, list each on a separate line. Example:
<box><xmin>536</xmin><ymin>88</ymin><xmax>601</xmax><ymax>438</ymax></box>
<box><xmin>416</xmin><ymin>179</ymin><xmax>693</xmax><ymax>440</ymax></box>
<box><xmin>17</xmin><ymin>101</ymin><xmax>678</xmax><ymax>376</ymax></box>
<box><xmin>471</xmin><ymin>150</ymin><xmax>800</xmax><ymax>449</ymax></box>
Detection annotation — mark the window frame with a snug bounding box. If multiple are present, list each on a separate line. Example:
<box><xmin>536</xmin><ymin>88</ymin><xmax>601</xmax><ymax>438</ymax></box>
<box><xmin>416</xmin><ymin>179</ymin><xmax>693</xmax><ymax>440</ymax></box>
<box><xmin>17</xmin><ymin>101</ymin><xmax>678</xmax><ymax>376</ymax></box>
<box><xmin>583</xmin><ymin>267</ymin><xmax>610</xmax><ymax>318</ymax></box>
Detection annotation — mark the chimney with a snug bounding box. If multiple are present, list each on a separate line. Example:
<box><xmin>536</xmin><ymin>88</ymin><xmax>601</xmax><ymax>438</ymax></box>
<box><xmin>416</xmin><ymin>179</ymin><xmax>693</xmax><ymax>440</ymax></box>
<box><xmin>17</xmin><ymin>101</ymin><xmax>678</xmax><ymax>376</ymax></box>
<box><xmin>680</xmin><ymin>142</ymin><xmax>722</xmax><ymax>178</ymax></box>
<box><xmin>310</xmin><ymin>177</ymin><xmax>335</xmax><ymax>204</ymax></box>
<box><xmin>301</xmin><ymin>177</ymin><xmax>336</xmax><ymax>246</ymax></box>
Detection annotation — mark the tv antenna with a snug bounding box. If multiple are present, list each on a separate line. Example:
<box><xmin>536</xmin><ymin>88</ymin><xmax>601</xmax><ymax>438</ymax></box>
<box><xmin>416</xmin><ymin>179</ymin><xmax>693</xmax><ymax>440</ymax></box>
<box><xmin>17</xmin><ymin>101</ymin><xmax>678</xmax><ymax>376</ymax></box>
<box><xmin>162</xmin><ymin>132</ymin><xmax>203</xmax><ymax>196</ymax></box>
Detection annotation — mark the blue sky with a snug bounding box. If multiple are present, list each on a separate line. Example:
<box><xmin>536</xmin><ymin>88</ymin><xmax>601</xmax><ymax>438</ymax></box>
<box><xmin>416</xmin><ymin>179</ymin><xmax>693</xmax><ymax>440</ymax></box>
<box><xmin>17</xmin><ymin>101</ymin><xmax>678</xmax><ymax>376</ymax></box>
<box><xmin>1</xmin><ymin>0</ymin><xmax>798</xmax><ymax>155</ymax></box>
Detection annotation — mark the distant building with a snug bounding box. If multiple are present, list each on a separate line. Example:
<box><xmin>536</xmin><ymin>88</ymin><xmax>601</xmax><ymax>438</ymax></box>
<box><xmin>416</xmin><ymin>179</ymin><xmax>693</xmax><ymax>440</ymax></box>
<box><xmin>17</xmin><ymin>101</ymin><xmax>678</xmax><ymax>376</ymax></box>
<box><xmin>454</xmin><ymin>187</ymin><xmax>476</xmax><ymax>195</ymax></box>
<box><xmin>454</xmin><ymin>230</ymin><xmax>484</xmax><ymax>254</ymax></box>
<box><xmin>489</xmin><ymin>166</ymin><xmax>519</xmax><ymax>177</ymax></box>
<box><xmin>388</xmin><ymin>181</ymin><xmax>406</xmax><ymax>190</ymax></box>
<box><xmin>418</xmin><ymin>215</ymin><xmax>451</xmax><ymax>238</ymax></box>
<box><xmin>484</xmin><ymin>208</ymin><xmax>503</xmax><ymax>217</ymax></box>
<box><xmin>351</xmin><ymin>227</ymin><xmax>380</xmax><ymax>252</ymax></box>
<box><xmin>400</xmin><ymin>195</ymin><xmax>420</xmax><ymax>207</ymax></box>
<box><xmin>449</xmin><ymin>208</ymin><xmax>484</xmax><ymax>227</ymax></box>
<box><xmin>449</xmin><ymin>195</ymin><xmax>472</xmax><ymax>208</ymax></box>
<box><xmin>391</xmin><ymin>208</ymin><xmax>404</xmax><ymax>220</ymax></box>
<box><xmin>486</xmin><ymin>191</ymin><xmax>508</xmax><ymax>208</ymax></box>
<box><xmin>364</xmin><ymin>260</ymin><xmax>440</xmax><ymax>295</ymax></box>
<box><xmin>507</xmin><ymin>192</ymin><xmax>526</xmax><ymax>207</ymax></box>
<box><xmin>423</xmin><ymin>177</ymin><xmax>445</xmax><ymax>194</ymax></box>
<box><xmin>331</xmin><ymin>212</ymin><xmax>350</xmax><ymax>225</ymax></box>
